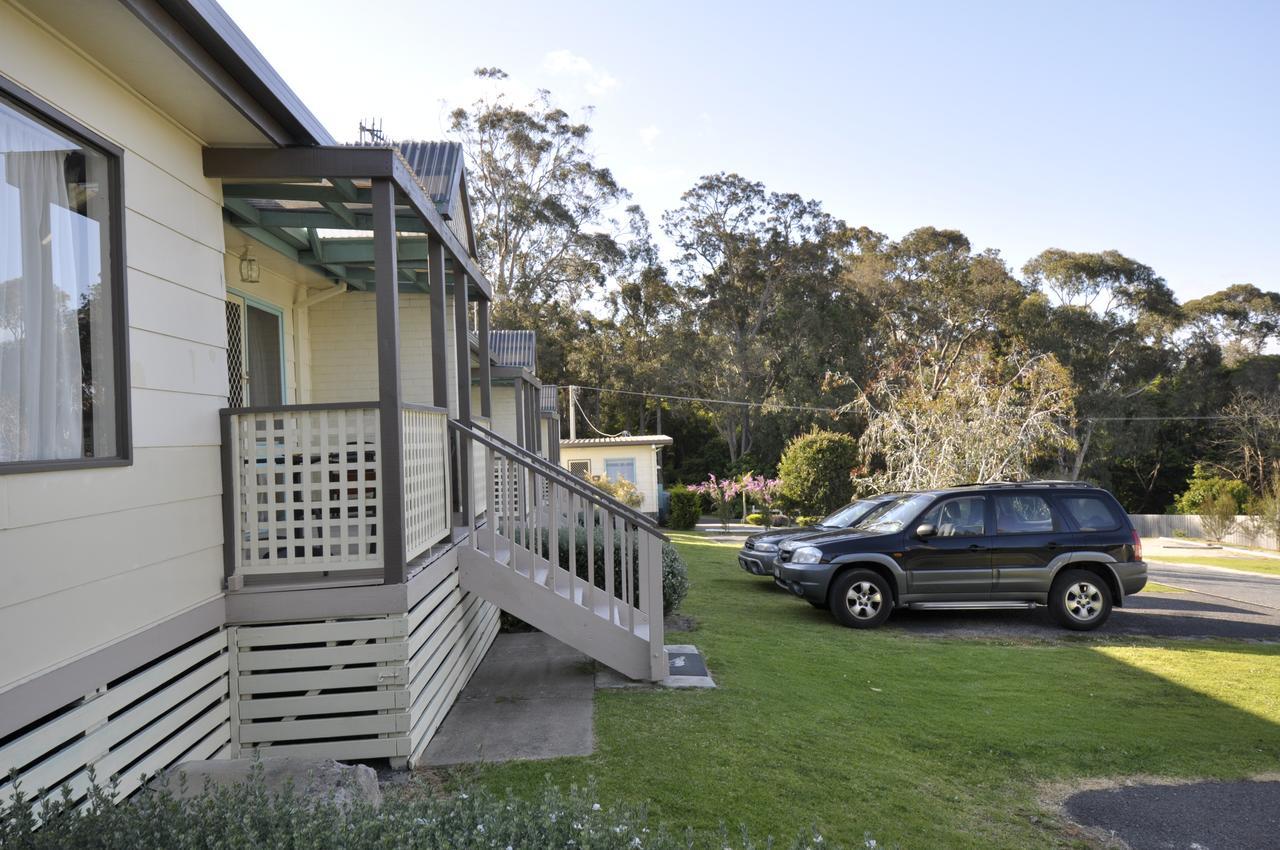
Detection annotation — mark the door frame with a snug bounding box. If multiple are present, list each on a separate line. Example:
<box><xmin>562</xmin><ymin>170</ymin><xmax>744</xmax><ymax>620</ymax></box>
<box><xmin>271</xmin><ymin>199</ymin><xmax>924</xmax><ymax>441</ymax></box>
<box><xmin>228</xmin><ymin>288</ymin><xmax>288</xmax><ymax>405</ymax></box>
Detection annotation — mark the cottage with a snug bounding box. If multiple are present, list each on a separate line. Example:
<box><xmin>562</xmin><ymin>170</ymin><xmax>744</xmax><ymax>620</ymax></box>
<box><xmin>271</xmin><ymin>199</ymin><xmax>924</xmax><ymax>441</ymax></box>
<box><xmin>0</xmin><ymin>0</ymin><xmax>666</xmax><ymax>808</ymax></box>
<box><xmin>562</xmin><ymin>435</ymin><xmax>673</xmax><ymax>517</ymax></box>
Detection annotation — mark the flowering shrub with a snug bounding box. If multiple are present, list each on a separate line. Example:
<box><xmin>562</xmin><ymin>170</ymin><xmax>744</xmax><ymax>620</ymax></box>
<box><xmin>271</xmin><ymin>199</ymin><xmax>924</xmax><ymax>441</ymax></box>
<box><xmin>0</xmin><ymin>771</ymin><xmax>873</xmax><ymax>849</ymax></box>
<box><xmin>583</xmin><ymin>473</ymin><xmax>645</xmax><ymax>509</ymax></box>
<box><xmin>691</xmin><ymin>474</ymin><xmax>741</xmax><ymax>530</ymax></box>
<box><xmin>741</xmin><ymin>474</ymin><xmax>784</xmax><ymax>527</ymax></box>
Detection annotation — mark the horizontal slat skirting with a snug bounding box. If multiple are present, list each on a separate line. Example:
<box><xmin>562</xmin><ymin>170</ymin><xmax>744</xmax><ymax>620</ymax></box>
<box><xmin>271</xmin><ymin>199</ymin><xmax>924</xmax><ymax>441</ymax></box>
<box><xmin>239</xmin><ymin>712</ymin><xmax>410</xmax><ymax>744</ymax></box>
<box><xmin>237</xmin><ymin>689</ymin><xmax>409</xmax><ymax>720</ymax></box>
<box><xmin>408</xmin><ymin>593</ymin><xmax>491</xmax><ymax>725</ymax></box>
<box><xmin>234</xmin><ymin>665</ymin><xmax>407</xmax><ymax>695</ymax></box>
<box><xmin>235</xmin><ymin>617</ymin><xmax>407</xmax><ymax>647</ymax></box>
<box><xmin>410</xmin><ymin>603</ymin><xmax>499</xmax><ymax>763</ymax></box>
<box><xmin>239</xmin><ymin>736</ymin><xmax>410</xmax><ymax>761</ymax></box>
<box><xmin>236</xmin><ymin>641</ymin><xmax>407</xmax><ymax>672</ymax></box>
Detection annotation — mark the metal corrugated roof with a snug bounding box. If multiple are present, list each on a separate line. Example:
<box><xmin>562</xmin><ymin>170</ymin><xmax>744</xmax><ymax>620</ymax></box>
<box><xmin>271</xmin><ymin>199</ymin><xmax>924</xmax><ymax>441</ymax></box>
<box><xmin>397</xmin><ymin>141</ymin><xmax>463</xmax><ymax>212</ymax></box>
<box><xmin>560</xmin><ymin>435</ymin><xmax>673</xmax><ymax>447</ymax></box>
<box><xmin>540</xmin><ymin>385</ymin><xmax>560</xmax><ymax>416</ymax></box>
<box><xmin>489</xmin><ymin>330</ymin><xmax>537</xmax><ymax>372</ymax></box>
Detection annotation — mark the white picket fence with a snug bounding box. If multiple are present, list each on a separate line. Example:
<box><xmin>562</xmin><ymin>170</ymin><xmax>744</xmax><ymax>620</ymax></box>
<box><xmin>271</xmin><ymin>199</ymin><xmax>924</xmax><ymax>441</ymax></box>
<box><xmin>1128</xmin><ymin>514</ymin><xmax>1279</xmax><ymax>551</ymax></box>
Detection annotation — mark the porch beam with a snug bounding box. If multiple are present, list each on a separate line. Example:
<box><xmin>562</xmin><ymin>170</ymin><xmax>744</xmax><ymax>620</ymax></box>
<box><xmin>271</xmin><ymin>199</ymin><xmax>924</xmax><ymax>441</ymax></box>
<box><xmin>477</xmin><ymin>298</ymin><xmax>492</xmax><ymax>418</ymax></box>
<box><xmin>300</xmin><ymin>237</ymin><xmax>430</xmax><ymax>265</ymax></box>
<box><xmin>372</xmin><ymin>178</ymin><xmax>406</xmax><ymax>586</ymax></box>
<box><xmin>257</xmin><ymin>209</ymin><xmax>427</xmax><ymax>232</ymax></box>
<box><xmin>223</xmin><ymin>183</ymin><xmax>372</xmax><ymax>204</ymax></box>
<box><xmin>428</xmin><ymin>238</ymin><xmax>449</xmax><ymax>409</ymax></box>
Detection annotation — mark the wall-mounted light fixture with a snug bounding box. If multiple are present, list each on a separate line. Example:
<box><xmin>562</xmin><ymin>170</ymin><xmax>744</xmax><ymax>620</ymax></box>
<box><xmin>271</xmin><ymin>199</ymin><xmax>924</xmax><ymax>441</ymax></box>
<box><xmin>239</xmin><ymin>246</ymin><xmax>260</xmax><ymax>283</ymax></box>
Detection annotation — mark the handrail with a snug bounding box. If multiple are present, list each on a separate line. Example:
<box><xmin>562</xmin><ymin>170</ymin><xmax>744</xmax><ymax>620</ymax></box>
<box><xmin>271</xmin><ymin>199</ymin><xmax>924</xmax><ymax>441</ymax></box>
<box><xmin>401</xmin><ymin>402</ymin><xmax>450</xmax><ymax>414</ymax></box>
<box><xmin>220</xmin><ymin>401</ymin><xmax>378</xmax><ymax>417</ymax></box>
<box><xmin>451</xmin><ymin>418</ymin><xmax>666</xmax><ymax>538</ymax></box>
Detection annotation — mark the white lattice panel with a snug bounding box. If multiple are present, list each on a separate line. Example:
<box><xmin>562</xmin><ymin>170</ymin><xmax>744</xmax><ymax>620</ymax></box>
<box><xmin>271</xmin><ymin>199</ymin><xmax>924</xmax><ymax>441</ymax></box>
<box><xmin>402</xmin><ymin>407</ymin><xmax>451</xmax><ymax>561</ymax></box>
<box><xmin>229</xmin><ymin>407</ymin><xmax>382</xmax><ymax>575</ymax></box>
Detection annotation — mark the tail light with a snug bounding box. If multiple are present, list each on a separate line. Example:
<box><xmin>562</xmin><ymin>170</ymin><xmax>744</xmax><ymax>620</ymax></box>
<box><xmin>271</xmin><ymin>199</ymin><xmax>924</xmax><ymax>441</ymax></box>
<box><xmin>1132</xmin><ymin>529</ymin><xmax>1143</xmax><ymax>561</ymax></box>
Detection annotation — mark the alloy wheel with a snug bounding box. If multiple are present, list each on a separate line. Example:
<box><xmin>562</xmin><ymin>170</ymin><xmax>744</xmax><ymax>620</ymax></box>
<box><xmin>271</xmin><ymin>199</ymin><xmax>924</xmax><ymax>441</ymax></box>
<box><xmin>845</xmin><ymin>580</ymin><xmax>883</xmax><ymax>620</ymax></box>
<box><xmin>1065</xmin><ymin>581</ymin><xmax>1103</xmax><ymax>621</ymax></box>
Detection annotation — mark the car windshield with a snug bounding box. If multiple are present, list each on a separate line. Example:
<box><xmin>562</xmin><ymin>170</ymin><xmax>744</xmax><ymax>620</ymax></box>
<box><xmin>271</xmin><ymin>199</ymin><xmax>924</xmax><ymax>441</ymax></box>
<box><xmin>853</xmin><ymin>493</ymin><xmax>933</xmax><ymax>533</ymax></box>
<box><xmin>819</xmin><ymin>500</ymin><xmax>872</xmax><ymax>528</ymax></box>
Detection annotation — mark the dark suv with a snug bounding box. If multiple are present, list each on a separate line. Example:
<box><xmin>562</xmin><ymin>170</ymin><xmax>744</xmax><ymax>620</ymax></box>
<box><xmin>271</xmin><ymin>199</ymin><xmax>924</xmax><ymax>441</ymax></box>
<box><xmin>773</xmin><ymin>483</ymin><xmax>1146</xmax><ymax>630</ymax></box>
<box><xmin>737</xmin><ymin>493</ymin><xmax>902</xmax><ymax>577</ymax></box>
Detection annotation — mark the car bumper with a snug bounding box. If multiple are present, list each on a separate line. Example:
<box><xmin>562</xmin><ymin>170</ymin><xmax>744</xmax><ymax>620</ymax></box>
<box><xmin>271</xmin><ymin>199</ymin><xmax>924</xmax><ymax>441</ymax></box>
<box><xmin>775</xmin><ymin>561</ymin><xmax>837</xmax><ymax>603</ymax></box>
<box><xmin>1114</xmin><ymin>560</ymin><xmax>1147</xmax><ymax>597</ymax></box>
<box><xmin>737</xmin><ymin>550</ymin><xmax>778</xmax><ymax>577</ymax></box>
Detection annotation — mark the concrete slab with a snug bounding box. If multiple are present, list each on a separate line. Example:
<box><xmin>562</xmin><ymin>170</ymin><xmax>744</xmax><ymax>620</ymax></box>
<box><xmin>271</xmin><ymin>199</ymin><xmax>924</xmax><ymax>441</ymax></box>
<box><xmin>596</xmin><ymin>645</ymin><xmax>716</xmax><ymax>690</ymax></box>
<box><xmin>419</xmin><ymin>632</ymin><xmax>595</xmax><ymax>767</ymax></box>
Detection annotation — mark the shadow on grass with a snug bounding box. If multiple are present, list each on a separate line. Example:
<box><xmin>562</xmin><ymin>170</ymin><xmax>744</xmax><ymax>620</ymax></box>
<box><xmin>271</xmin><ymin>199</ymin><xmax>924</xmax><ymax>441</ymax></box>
<box><xmin>461</xmin><ymin>531</ymin><xmax>1280</xmax><ymax>850</ymax></box>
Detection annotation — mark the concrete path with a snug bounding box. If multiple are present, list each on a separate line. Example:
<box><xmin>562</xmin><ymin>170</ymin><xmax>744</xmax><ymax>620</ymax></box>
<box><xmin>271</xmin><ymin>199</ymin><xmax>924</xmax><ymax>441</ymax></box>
<box><xmin>420</xmin><ymin>632</ymin><xmax>595</xmax><ymax>767</ymax></box>
<box><xmin>1065</xmin><ymin>780</ymin><xmax>1280</xmax><ymax>850</ymax></box>
<box><xmin>1148</xmin><ymin>559</ymin><xmax>1280</xmax><ymax>611</ymax></box>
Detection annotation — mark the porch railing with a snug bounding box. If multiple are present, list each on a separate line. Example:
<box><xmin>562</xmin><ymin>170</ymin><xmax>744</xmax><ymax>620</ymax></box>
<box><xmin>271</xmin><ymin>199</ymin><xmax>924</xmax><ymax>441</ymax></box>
<box><xmin>450</xmin><ymin>420</ymin><xmax>668</xmax><ymax>680</ymax></box>
<box><xmin>221</xmin><ymin>401</ymin><xmax>453</xmax><ymax>584</ymax></box>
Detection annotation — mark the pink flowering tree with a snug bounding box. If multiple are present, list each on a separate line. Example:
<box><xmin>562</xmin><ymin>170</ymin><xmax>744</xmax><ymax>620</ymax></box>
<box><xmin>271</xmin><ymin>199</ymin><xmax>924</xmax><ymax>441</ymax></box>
<box><xmin>691</xmin><ymin>473</ymin><xmax>741</xmax><ymax>531</ymax></box>
<box><xmin>741</xmin><ymin>473</ymin><xmax>784</xmax><ymax>527</ymax></box>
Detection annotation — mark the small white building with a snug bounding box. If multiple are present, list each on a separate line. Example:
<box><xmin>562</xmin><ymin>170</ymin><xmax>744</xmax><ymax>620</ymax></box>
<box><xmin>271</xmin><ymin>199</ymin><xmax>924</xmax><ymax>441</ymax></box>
<box><xmin>561</xmin><ymin>435</ymin><xmax>673</xmax><ymax>517</ymax></box>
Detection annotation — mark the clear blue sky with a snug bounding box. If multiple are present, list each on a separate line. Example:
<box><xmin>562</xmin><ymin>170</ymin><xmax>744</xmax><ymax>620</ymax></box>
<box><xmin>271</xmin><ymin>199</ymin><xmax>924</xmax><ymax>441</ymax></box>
<box><xmin>220</xmin><ymin>0</ymin><xmax>1279</xmax><ymax>301</ymax></box>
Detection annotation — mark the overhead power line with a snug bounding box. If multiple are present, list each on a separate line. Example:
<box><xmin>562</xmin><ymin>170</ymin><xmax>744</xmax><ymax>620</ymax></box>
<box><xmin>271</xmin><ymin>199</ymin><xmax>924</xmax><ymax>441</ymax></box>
<box><xmin>567</xmin><ymin>384</ymin><xmax>1255</xmax><ymax>424</ymax></box>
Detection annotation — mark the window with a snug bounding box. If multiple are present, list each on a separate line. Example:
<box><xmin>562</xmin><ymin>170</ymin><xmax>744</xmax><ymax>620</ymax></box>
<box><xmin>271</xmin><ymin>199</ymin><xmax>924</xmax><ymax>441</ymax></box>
<box><xmin>604</xmin><ymin>457</ymin><xmax>637</xmax><ymax>484</ymax></box>
<box><xmin>994</xmin><ymin>494</ymin><xmax>1057</xmax><ymax>534</ymax></box>
<box><xmin>919</xmin><ymin>496</ymin><xmax>987</xmax><ymax>537</ymax></box>
<box><xmin>0</xmin><ymin>83</ymin><xmax>126</xmax><ymax>470</ymax></box>
<box><xmin>568</xmin><ymin>460</ymin><xmax>590</xmax><ymax>478</ymax></box>
<box><xmin>1059</xmin><ymin>496</ymin><xmax>1121</xmax><ymax>532</ymax></box>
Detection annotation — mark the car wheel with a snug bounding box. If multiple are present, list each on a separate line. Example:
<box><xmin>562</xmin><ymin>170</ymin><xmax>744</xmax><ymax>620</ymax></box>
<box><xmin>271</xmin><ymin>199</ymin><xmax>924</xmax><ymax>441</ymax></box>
<box><xmin>1050</xmin><ymin>569</ymin><xmax>1113</xmax><ymax>631</ymax></box>
<box><xmin>829</xmin><ymin>569</ymin><xmax>893</xmax><ymax>629</ymax></box>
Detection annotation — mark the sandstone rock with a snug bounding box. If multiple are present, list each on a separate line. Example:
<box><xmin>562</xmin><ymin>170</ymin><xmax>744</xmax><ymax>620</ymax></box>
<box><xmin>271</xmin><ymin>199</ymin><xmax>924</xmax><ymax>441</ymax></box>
<box><xmin>150</xmin><ymin>757</ymin><xmax>382</xmax><ymax>810</ymax></box>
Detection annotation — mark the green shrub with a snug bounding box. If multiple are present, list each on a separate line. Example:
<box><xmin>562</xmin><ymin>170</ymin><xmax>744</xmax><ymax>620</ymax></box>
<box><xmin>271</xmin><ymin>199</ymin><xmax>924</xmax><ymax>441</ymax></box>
<box><xmin>777</xmin><ymin>430</ymin><xmax>860</xmax><ymax>515</ymax></box>
<box><xmin>1174</xmin><ymin>464</ymin><xmax>1251</xmax><ymax>514</ymax></box>
<box><xmin>0</xmin><ymin>770</ymin><xmax>855</xmax><ymax>849</ymax></box>
<box><xmin>661</xmin><ymin>542</ymin><xmax>690</xmax><ymax>613</ymax></box>
<box><xmin>745</xmin><ymin>513</ymin><xmax>765</xmax><ymax>525</ymax></box>
<box><xmin>667</xmin><ymin>485</ymin><xmax>701</xmax><ymax>530</ymax></box>
<box><xmin>1200</xmin><ymin>491</ymin><xmax>1239</xmax><ymax>541</ymax></box>
<box><xmin>796</xmin><ymin>515</ymin><xmax>823</xmax><ymax>527</ymax></box>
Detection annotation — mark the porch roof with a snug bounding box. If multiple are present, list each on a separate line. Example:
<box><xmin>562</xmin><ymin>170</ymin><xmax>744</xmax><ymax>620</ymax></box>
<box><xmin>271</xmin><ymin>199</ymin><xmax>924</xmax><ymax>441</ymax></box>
<box><xmin>204</xmin><ymin>144</ymin><xmax>491</xmax><ymax>300</ymax></box>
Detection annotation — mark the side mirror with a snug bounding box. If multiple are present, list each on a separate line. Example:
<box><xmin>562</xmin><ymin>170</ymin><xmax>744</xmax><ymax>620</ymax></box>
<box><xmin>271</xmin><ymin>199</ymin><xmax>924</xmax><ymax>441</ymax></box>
<box><xmin>915</xmin><ymin>523</ymin><xmax>937</xmax><ymax>538</ymax></box>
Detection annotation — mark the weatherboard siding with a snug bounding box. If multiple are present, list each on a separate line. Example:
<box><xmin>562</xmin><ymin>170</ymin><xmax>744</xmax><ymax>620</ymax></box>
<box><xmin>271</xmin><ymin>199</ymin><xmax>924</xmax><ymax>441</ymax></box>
<box><xmin>0</xmin><ymin>2</ymin><xmax>227</xmax><ymax>689</ymax></box>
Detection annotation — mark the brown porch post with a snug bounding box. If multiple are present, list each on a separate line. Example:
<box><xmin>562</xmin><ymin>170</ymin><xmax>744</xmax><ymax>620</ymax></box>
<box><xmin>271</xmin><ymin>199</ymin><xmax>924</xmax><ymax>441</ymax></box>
<box><xmin>477</xmin><ymin>298</ymin><xmax>492</xmax><ymax>419</ymax></box>
<box><xmin>453</xmin><ymin>276</ymin><xmax>472</xmax><ymax>524</ymax></box>
<box><xmin>428</xmin><ymin>240</ymin><xmax>449</xmax><ymax>409</ymax></box>
<box><xmin>373</xmin><ymin>178</ymin><xmax>406</xmax><ymax>585</ymax></box>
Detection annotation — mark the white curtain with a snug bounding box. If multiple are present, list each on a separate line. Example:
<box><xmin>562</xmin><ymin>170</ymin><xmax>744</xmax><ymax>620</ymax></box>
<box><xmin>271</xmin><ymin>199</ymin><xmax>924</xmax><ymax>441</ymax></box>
<box><xmin>0</xmin><ymin>112</ymin><xmax>85</xmax><ymax>462</ymax></box>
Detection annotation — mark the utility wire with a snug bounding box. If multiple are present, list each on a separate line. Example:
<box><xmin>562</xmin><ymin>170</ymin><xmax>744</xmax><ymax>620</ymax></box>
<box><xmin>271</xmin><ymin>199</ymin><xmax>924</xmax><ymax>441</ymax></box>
<box><xmin>568</xmin><ymin>384</ymin><xmax>1255</xmax><ymax>424</ymax></box>
<box><xmin>572</xmin><ymin>392</ymin><xmax>629</xmax><ymax>438</ymax></box>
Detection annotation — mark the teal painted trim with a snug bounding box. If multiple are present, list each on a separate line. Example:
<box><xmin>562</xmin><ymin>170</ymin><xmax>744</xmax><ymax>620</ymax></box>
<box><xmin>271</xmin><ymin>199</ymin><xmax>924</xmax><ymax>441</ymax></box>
<box><xmin>228</xmin><ymin>287</ymin><xmax>289</xmax><ymax>404</ymax></box>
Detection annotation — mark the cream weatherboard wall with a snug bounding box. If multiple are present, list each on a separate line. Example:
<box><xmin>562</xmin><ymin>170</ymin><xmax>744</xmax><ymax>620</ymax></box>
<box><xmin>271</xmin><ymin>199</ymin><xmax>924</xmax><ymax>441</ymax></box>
<box><xmin>0</xmin><ymin>1</ymin><xmax>231</xmax><ymax>690</ymax></box>
<box><xmin>561</xmin><ymin>443</ymin><xmax>664</xmax><ymax>512</ymax></box>
<box><xmin>310</xmin><ymin>290</ymin><xmax>462</xmax><ymax>410</ymax></box>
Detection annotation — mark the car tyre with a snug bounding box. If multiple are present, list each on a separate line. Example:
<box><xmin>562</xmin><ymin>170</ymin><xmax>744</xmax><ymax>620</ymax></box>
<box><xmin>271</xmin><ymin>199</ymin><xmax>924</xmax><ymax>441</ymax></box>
<box><xmin>808</xmin><ymin>599</ymin><xmax>829</xmax><ymax>610</ymax></box>
<box><xmin>1050</xmin><ymin>568</ymin><xmax>1113</xmax><ymax>631</ymax></box>
<box><xmin>829</xmin><ymin>568</ymin><xmax>893</xmax><ymax>629</ymax></box>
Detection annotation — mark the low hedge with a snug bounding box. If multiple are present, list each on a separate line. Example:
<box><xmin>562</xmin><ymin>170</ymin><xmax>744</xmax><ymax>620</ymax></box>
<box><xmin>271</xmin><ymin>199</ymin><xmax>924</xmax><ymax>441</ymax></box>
<box><xmin>0</xmin><ymin>772</ymin><xmax>862</xmax><ymax>849</ymax></box>
<box><xmin>666</xmin><ymin>486</ymin><xmax>701</xmax><ymax>530</ymax></box>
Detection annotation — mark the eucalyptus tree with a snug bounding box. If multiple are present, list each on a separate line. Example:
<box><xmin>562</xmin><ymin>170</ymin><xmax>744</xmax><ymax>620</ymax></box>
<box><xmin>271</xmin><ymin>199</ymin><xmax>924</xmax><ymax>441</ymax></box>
<box><xmin>1019</xmin><ymin>249</ymin><xmax>1182</xmax><ymax>479</ymax></box>
<box><xmin>449</xmin><ymin>68</ymin><xmax>627</xmax><ymax>322</ymax></box>
<box><xmin>662</xmin><ymin>173</ymin><xmax>848</xmax><ymax>462</ymax></box>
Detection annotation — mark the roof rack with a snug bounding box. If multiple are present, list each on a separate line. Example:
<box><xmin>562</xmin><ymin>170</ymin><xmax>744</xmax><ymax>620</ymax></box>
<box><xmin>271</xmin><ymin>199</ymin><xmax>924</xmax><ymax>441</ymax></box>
<box><xmin>951</xmin><ymin>480</ymin><xmax>1092</xmax><ymax>489</ymax></box>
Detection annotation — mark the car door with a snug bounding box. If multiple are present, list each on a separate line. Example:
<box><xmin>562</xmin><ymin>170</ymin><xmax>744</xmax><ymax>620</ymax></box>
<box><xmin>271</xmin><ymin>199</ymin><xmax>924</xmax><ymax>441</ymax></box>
<box><xmin>900</xmin><ymin>495</ymin><xmax>993</xmax><ymax>598</ymax></box>
<box><xmin>989</xmin><ymin>492</ymin><xmax>1064</xmax><ymax>596</ymax></box>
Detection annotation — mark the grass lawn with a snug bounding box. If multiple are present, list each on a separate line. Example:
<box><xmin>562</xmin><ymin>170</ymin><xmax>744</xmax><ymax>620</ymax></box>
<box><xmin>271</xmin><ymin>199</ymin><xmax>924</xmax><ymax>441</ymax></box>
<box><xmin>457</xmin><ymin>532</ymin><xmax>1280</xmax><ymax>849</ymax></box>
<box><xmin>1148</xmin><ymin>554</ymin><xmax>1280</xmax><ymax>577</ymax></box>
<box><xmin>1141</xmin><ymin>581</ymin><xmax>1187</xmax><ymax>593</ymax></box>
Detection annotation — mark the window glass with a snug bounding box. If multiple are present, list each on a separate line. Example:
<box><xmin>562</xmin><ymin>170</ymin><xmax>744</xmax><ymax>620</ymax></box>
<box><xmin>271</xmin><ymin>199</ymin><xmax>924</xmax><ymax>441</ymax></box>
<box><xmin>820</xmin><ymin>499</ymin><xmax>872</xmax><ymax>527</ymax></box>
<box><xmin>994</xmin><ymin>494</ymin><xmax>1057</xmax><ymax>534</ymax></box>
<box><xmin>920</xmin><ymin>496</ymin><xmax>987</xmax><ymax>537</ymax></box>
<box><xmin>854</xmin><ymin>493</ymin><xmax>933</xmax><ymax>533</ymax></box>
<box><xmin>0</xmin><ymin>94</ymin><xmax>118</xmax><ymax>463</ymax></box>
<box><xmin>1059</xmin><ymin>496</ymin><xmax>1121</xmax><ymax>532</ymax></box>
<box><xmin>604</xmin><ymin>457</ymin><xmax>636</xmax><ymax>483</ymax></box>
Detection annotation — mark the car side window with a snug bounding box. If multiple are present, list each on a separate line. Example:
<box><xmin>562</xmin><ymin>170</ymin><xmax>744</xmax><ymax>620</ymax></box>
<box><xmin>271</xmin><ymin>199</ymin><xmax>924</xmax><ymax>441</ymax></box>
<box><xmin>994</xmin><ymin>494</ymin><xmax>1057</xmax><ymax>535</ymax></box>
<box><xmin>1058</xmin><ymin>496</ymin><xmax>1121</xmax><ymax>532</ymax></box>
<box><xmin>919</xmin><ymin>496</ymin><xmax>987</xmax><ymax>537</ymax></box>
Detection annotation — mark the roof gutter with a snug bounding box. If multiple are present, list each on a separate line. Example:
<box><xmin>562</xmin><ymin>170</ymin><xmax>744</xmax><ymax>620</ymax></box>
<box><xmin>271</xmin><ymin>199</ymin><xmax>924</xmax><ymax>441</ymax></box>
<box><xmin>118</xmin><ymin>0</ymin><xmax>334</xmax><ymax>147</ymax></box>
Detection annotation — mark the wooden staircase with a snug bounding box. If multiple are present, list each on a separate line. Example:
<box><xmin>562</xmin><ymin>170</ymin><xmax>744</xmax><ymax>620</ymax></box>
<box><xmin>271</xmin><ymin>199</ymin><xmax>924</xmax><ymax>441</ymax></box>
<box><xmin>449</xmin><ymin>421</ymin><xmax>668</xmax><ymax>681</ymax></box>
